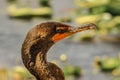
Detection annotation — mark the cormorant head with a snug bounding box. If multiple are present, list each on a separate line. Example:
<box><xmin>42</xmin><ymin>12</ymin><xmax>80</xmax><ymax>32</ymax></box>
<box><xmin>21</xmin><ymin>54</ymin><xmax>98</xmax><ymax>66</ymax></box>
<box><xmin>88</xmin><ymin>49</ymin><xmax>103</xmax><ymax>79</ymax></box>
<box><xmin>25</xmin><ymin>22</ymin><xmax>96</xmax><ymax>44</ymax></box>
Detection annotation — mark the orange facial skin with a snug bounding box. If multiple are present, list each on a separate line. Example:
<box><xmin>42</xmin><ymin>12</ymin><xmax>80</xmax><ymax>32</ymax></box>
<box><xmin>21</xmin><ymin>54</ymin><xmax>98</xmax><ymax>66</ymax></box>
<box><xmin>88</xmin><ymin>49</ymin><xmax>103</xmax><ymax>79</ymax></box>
<box><xmin>52</xmin><ymin>32</ymin><xmax>73</xmax><ymax>42</ymax></box>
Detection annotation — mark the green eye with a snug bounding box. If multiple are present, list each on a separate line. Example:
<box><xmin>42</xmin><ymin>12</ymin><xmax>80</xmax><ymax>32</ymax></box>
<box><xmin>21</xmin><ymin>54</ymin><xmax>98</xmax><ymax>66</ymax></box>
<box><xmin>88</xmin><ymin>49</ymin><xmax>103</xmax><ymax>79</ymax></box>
<box><xmin>56</xmin><ymin>29</ymin><xmax>62</xmax><ymax>33</ymax></box>
<box><xmin>56</xmin><ymin>27</ymin><xmax>68</xmax><ymax>33</ymax></box>
<box><xmin>56</xmin><ymin>28</ymin><xmax>63</xmax><ymax>33</ymax></box>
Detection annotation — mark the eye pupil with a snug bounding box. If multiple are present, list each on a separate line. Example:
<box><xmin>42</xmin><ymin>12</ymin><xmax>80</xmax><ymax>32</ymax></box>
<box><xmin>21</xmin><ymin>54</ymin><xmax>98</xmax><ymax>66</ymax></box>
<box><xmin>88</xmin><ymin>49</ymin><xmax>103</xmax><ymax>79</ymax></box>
<box><xmin>56</xmin><ymin>29</ymin><xmax>62</xmax><ymax>33</ymax></box>
<box><xmin>56</xmin><ymin>27</ymin><xmax>63</xmax><ymax>33</ymax></box>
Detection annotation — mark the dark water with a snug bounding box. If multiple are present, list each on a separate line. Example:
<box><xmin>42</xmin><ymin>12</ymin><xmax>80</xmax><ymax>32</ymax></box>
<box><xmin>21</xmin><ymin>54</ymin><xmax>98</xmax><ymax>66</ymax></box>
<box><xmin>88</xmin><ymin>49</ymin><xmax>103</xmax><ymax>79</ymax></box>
<box><xmin>0</xmin><ymin>0</ymin><xmax>120</xmax><ymax>80</ymax></box>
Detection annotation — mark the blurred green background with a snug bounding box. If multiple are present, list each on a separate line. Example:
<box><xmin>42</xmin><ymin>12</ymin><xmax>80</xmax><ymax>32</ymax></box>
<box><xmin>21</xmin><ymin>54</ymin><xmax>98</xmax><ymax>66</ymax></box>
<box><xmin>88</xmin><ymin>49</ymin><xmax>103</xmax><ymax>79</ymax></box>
<box><xmin>0</xmin><ymin>0</ymin><xmax>120</xmax><ymax>80</ymax></box>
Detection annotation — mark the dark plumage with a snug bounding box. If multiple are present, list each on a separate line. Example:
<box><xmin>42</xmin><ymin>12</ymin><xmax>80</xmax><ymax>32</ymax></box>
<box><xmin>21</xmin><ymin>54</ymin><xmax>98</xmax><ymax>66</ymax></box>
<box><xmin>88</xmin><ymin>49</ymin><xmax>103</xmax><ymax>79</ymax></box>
<box><xmin>21</xmin><ymin>22</ymin><xmax>96</xmax><ymax>80</ymax></box>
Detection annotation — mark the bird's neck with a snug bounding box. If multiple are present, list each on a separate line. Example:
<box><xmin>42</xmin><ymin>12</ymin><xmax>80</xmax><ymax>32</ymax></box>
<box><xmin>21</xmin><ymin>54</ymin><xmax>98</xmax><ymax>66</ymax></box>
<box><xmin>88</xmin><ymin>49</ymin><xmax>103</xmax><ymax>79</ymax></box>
<box><xmin>22</xmin><ymin>39</ymin><xmax>54</xmax><ymax>79</ymax></box>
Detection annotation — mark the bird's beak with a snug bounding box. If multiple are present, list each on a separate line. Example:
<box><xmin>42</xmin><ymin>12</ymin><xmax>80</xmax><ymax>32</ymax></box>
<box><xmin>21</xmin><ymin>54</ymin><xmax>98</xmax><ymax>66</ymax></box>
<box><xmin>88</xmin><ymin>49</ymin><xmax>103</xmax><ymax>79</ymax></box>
<box><xmin>69</xmin><ymin>23</ymin><xmax>96</xmax><ymax>34</ymax></box>
<box><xmin>53</xmin><ymin>23</ymin><xmax>96</xmax><ymax>42</ymax></box>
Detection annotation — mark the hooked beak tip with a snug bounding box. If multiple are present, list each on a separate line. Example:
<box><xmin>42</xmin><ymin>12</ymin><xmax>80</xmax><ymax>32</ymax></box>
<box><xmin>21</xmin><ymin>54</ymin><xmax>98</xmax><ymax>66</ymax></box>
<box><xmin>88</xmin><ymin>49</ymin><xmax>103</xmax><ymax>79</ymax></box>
<box><xmin>86</xmin><ymin>23</ymin><xmax>97</xmax><ymax>29</ymax></box>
